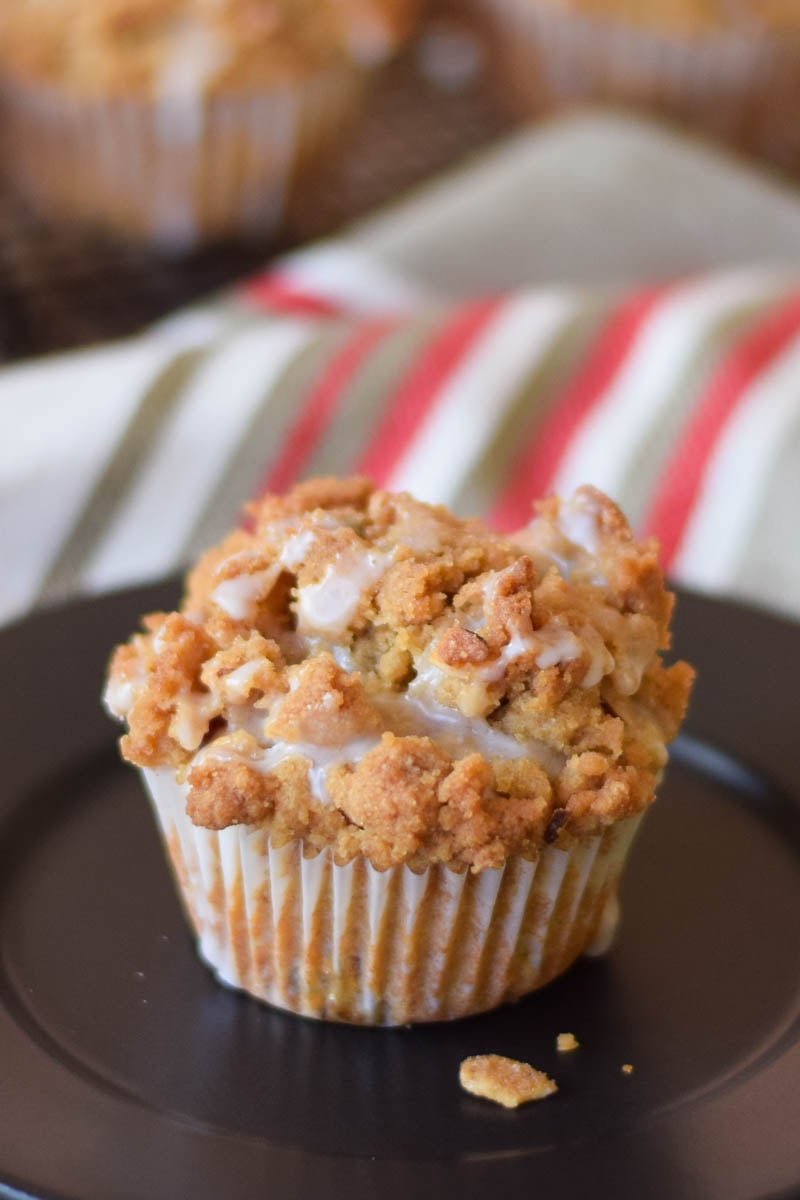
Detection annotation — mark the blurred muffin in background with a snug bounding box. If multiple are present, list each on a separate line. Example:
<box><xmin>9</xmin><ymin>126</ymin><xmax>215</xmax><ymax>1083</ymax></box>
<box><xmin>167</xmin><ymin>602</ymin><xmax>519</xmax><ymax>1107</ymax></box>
<box><xmin>0</xmin><ymin>0</ymin><xmax>422</xmax><ymax>249</ymax></box>
<box><xmin>468</xmin><ymin>0</ymin><xmax>800</xmax><ymax>169</ymax></box>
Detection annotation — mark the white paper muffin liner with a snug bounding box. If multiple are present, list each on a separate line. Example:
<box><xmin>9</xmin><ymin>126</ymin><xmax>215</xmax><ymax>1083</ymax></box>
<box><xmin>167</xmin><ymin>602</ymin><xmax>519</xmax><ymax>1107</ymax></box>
<box><xmin>0</xmin><ymin>65</ymin><xmax>365</xmax><ymax>249</ymax></box>
<box><xmin>144</xmin><ymin>765</ymin><xmax>644</xmax><ymax>1025</ymax></box>
<box><xmin>474</xmin><ymin>0</ymin><xmax>799</xmax><ymax>160</ymax></box>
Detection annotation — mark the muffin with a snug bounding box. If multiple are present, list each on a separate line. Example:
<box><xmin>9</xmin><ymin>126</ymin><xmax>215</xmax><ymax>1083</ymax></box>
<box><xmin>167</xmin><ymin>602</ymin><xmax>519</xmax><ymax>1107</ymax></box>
<box><xmin>0</xmin><ymin>0</ymin><xmax>420</xmax><ymax>248</ymax></box>
<box><xmin>104</xmin><ymin>477</ymin><xmax>693</xmax><ymax>1025</ymax></box>
<box><xmin>469</xmin><ymin>0</ymin><xmax>800</xmax><ymax>169</ymax></box>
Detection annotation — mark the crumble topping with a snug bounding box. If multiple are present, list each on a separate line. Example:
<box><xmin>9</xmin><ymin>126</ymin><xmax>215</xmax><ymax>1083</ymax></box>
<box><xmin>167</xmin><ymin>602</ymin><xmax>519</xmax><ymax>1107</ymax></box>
<box><xmin>459</xmin><ymin>1055</ymin><xmax>558</xmax><ymax>1108</ymax></box>
<box><xmin>105</xmin><ymin>476</ymin><xmax>693</xmax><ymax>871</ymax></box>
<box><xmin>556</xmin><ymin>1032</ymin><xmax>579</xmax><ymax>1052</ymax></box>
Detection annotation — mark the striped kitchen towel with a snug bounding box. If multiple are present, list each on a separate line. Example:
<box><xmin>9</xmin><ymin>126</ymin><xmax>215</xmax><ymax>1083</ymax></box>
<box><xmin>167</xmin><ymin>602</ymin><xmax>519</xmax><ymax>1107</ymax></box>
<box><xmin>2</xmin><ymin>249</ymin><xmax>799</xmax><ymax>627</ymax></box>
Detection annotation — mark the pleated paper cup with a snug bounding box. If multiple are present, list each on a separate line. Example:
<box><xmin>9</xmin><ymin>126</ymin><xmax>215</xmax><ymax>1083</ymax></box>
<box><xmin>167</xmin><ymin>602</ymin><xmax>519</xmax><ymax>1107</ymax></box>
<box><xmin>473</xmin><ymin>0</ymin><xmax>798</xmax><ymax>162</ymax></box>
<box><xmin>0</xmin><ymin>64</ymin><xmax>364</xmax><ymax>250</ymax></box>
<box><xmin>144</xmin><ymin>766</ymin><xmax>644</xmax><ymax>1025</ymax></box>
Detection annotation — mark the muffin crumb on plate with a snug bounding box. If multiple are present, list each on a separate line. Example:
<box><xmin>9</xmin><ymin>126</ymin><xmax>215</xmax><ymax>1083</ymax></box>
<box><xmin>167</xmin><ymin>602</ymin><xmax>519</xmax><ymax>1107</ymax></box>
<box><xmin>459</xmin><ymin>1054</ymin><xmax>558</xmax><ymax>1108</ymax></box>
<box><xmin>556</xmin><ymin>1032</ymin><xmax>579</xmax><ymax>1052</ymax></box>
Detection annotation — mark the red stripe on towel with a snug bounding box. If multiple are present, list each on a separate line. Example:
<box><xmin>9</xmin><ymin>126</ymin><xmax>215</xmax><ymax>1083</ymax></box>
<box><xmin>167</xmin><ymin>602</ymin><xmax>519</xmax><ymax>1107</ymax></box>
<box><xmin>642</xmin><ymin>293</ymin><xmax>800</xmax><ymax>568</ymax></box>
<box><xmin>355</xmin><ymin>298</ymin><xmax>506</xmax><ymax>485</ymax></box>
<box><xmin>489</xmin><ymin>288</ymin><xmax>668</xmax><ymax>531</ymax></box>
<box><xmin>242</xmin><ymin>274</ymin><xmax>344</xmax><ymax>319</ymax></box>
<box><xmin>255</xmin><ymin>318</ymin><xmax>398</xmax><ymax>499</ymax></box>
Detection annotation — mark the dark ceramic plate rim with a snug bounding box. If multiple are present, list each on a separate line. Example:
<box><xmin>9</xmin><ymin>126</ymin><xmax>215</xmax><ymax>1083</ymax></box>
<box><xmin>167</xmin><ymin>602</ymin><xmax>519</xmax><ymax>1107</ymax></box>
<box><xmin>1</xmin><ymin>580</ymin><xmax>799</xmax><ymax>1200</ymax></box>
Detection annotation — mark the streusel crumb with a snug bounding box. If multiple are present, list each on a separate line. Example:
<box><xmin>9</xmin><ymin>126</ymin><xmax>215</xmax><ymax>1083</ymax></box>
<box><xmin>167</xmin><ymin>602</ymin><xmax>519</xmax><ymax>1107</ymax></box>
<box><xmin>459</xmin><ymin>1055</ymin><xmax>557</xmax><ymax>1108</ymax></box>
<box><xmin>557</xmin><ymin>1032</ymin><xmax>579</xmax><ymax>1052</ymax></box>
<box><xmin>105</xmin><ymin>477</ymin><xmax>693</xmax><ymax>871</ymax></box>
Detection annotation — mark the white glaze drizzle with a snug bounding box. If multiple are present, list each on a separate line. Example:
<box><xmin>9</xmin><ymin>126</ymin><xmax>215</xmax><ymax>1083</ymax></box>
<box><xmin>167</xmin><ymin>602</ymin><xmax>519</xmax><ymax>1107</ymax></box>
<box><xmin>582</xmin><ymin>627</ymin><xmax>617</xmax><ymax>689</ymax></box>
<box><xmin>295</xmin><ymin>551</ymin><xmax>390</xmax><ymax>638</ymax></box>
<box><xmin>169</xmin><ymin>692</ymin><xmax>219</xmax><ymax>752</ymax></box>
<box><xmin>193</xmin><ymin>664</ymin><xmax>567</xmax><ymax>807</ymax></box>
<box><xmin>512</xmin><ymin>489</ymin><xmax>609</xmax><ymax>587</ymax></box>
<box><xmin>257</xmin><ymin>735</ymin><xmax>383</xmax><ymax>805</ymax></box>
<box><xmin>220</xmin><ymin>659</ymin><xmax>265</xmax><ymax>701</ymax></box>
<box><xmin>211</xmin><ymin>566</ymin><xmax>280</xmax><ymax>621</ymax></box>
<box><xmin>535</xmin><ymin>628</ymin><xmax>582</xmax><ymax>670</ymax></box>
<box><xmin>103</xmin><ymin>675</ymin><xmax>137</xmax><ymax>719</ymax></box>
<box><xmin>279</xmin><ymin>528</ymin><xmax>316</xmax><ymax>569</ymax></box>
<box><xmin>383</xmin><ymin>689</ymin><xmax>565</xmax><ymax>776</ymax></box>
<box><xmin>443</xmin><ymin>544</ymin><xmax>617</xmax><ymax>689</ymax></box>
<box><xmin>558</xmin><ymin>494</ymin><xmax>602</xmax><ymax>556</ymax></box>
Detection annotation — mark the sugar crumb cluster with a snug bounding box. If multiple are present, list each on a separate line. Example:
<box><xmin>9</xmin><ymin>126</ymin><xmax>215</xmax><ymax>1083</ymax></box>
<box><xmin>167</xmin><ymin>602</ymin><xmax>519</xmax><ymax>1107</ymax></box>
<box><xmin>557</xmin><ymin>1032</ymin><xmax>579</xmax><ymax>1052</ymax></box>
<box><xmin>459</xmin><ymin>1055</ymin><xmax>558</xmax><ymax>1108</ymax></box>
<box><xmin>459</xmin><ymin>1039</ymin><xmax>638</xmax><ymax>1109</ymax></box>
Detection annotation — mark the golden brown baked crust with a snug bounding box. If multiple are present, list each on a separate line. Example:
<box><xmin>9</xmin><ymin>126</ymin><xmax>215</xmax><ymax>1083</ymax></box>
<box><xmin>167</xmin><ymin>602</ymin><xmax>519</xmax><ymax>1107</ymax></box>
<box><xmin>459</xmin><ymin>1055</ymin><xmax>558</xmax><ymax>1107</ymax></box>
<box><xmin>0</xmin><ymin>0</ymin><xmax>420</xmax><ymax>95</ymax></box>
<box><xmin>105</xmin><ymin>477</ymin><xmax>694</xmax><ymax>872</ymax></box>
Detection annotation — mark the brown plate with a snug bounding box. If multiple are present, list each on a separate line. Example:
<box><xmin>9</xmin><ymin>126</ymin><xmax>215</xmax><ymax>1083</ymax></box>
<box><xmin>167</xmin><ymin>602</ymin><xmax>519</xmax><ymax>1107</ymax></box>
<box><xmin>1</xmin><ymin>582</ymin><xmax>799</xmax><ymax>1200</ymax></box>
